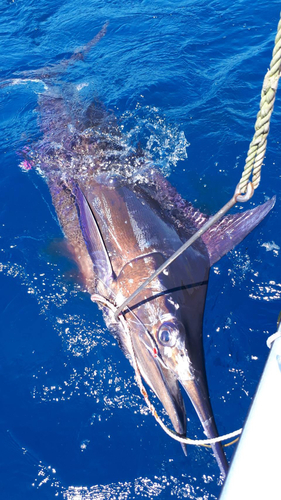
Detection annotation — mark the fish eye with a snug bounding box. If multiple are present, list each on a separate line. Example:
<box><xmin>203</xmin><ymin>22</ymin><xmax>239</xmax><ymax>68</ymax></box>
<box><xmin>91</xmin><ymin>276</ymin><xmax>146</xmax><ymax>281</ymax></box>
<box><xmin>158</xmin><ymin>322</ymin><xmax>178</xmax><ymax>347</ymax></box>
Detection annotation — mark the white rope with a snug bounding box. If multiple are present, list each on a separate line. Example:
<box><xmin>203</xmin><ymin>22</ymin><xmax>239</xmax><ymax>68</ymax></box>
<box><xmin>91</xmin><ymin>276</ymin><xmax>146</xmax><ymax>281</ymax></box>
<box><xmin>266</xmin><ymin>331</ymin><xmax>281</xmax><ymax>349</ymax></box>
<box><xmin>266</xmin><ymin>320</ymin><xmax>281</xmax><ymax>348</ymax></box>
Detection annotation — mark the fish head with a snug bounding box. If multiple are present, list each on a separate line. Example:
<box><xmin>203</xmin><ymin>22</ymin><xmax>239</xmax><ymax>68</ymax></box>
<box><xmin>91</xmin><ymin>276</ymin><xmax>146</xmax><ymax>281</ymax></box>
<box><xmin>117</xmin><ymin>249</ymin><xmax>228</xmax><ymax>476</ymax></box>
<box><xmin>119</xmin><ymin>243</ymin><xmax>208</xmax><ymax>388</ymax></box>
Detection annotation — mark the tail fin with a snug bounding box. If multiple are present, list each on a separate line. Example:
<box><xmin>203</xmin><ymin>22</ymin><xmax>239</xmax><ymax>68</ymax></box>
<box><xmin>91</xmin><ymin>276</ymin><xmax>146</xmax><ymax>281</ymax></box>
<box><xmin>0</xmin><ymin>23</ymin><xmax>108</xmax><ymax>89</ymax></box>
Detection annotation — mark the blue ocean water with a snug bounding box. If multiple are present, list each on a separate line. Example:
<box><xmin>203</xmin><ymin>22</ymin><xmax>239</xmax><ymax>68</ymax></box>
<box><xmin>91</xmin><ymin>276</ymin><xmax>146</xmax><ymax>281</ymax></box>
<box><xmin>0</xmin><ymin>1</ymin><xmax>281</xmax><ymax>498</ymax></box>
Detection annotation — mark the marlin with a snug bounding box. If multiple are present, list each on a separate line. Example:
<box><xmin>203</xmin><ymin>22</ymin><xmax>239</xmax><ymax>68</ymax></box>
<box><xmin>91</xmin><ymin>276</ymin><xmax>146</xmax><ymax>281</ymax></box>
<box><xmin>13</xmin><ymin>26</ymin><xmax>274</xmax><ymax>478</ymax></box>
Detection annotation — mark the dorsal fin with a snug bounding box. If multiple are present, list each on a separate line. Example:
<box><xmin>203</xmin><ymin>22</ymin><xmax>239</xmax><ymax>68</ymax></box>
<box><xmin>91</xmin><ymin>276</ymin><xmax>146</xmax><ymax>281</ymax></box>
<box><xmin>133</xmin><ymin>169</ymin><xmax>275</xmax><ymax>267</ymax></box>
<box><xmin>202</xmin><ymin>197</ymin><xmax>276</xmax><ymax>266</ymax></box>
<box><xmin>74</xmin><ymin>183</ymin><xmax>115</xmax><ymax>286</ymax></box>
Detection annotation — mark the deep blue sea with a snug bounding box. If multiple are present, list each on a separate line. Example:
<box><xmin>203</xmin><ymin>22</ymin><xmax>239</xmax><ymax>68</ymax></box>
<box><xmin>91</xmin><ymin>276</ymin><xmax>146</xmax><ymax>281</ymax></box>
<box><xmin>0</xmin><ymin>1</ymin><xmax>281</xmax><ymax>499</ymax></box>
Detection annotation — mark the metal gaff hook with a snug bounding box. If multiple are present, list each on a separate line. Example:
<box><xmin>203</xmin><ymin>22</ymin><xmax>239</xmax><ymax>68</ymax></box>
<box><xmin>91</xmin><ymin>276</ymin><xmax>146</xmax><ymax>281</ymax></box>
<box><xmin>114</xmin><ymin>181</ymin><xmax>255</xmax><ymax>319</ymax></box>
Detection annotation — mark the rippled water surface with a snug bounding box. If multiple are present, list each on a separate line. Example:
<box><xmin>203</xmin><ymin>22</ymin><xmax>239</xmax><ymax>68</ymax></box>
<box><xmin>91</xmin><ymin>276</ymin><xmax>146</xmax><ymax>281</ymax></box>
<box><xmin>0</xmin><ymin>1</ymin><xmax>281</xmax><ymax>499</ymax></box>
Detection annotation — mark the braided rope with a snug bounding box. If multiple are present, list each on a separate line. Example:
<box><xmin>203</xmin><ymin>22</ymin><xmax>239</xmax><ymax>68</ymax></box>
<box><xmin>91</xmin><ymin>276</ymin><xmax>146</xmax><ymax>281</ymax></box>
<box><xmin>239</xmin><ymin>15</ymin><xmax>281</xmax><ymax>193</ymax></box>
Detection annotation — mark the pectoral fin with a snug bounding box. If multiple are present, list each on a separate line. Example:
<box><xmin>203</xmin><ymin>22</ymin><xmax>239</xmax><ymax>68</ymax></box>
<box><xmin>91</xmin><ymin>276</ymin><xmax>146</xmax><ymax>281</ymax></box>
<box><xmin>202</xmin><ymin>197</ymin><xmax>275</xmax><ymax>266</ymax></box>
<box><xmin>74</xmin><ymin>183</ymin><xmax>114</xmax><ymax>286</ymax></box>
